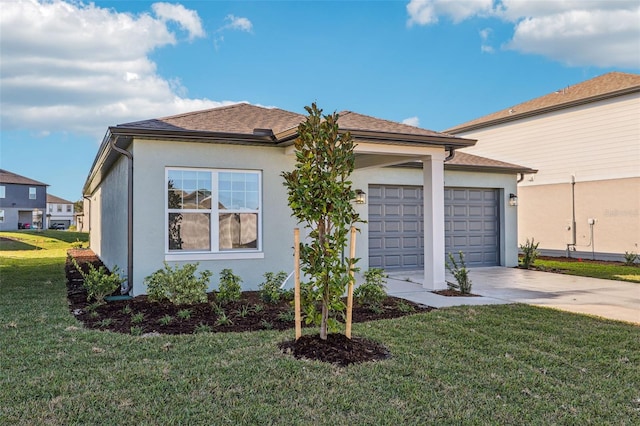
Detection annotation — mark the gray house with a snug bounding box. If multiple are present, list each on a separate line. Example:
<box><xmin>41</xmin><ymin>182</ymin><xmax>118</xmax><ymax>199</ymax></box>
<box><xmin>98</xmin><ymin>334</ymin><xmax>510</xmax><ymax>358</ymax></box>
<box><xmin>0</xmin><ymin>169</ymin><xmax>48</xmax><ymax>230</ymax></box>
<box><xmin>83</xmin><ymin>104</ymin><xmax>535</xmax><ymax>296</ymax></box>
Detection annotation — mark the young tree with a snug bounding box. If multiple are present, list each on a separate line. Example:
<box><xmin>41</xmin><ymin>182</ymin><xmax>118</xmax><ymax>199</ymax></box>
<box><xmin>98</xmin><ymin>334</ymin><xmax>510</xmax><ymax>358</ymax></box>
<box><xmin>282</xmin><ymin>103</ymin><xmax>361</xmax><ymax>340</ymax></box>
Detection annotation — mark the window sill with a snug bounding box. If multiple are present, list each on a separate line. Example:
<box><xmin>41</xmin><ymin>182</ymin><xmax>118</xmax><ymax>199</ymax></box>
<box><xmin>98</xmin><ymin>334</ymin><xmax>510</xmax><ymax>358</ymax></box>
<box><xmin>165</xmin><ymin>251</ymin><xmax>265</xmax><ymax>262</ymax></box>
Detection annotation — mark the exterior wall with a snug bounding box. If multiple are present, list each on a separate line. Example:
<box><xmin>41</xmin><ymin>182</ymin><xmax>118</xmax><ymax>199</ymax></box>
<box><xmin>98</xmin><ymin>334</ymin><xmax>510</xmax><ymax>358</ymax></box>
<box><xmin>457</xmin><ymin>93</ymin><xmax>640</xmax><ymax>257</ymax></box>
<box><xmin>519</xmin><ymin>177</ymin><xmax>640</xmax><ymax>257</ymax></box>
<box><xmin>89</xmin><ymin>156</ymin><xmax>128</xmax><ymax>282</ymax></box>
<box><xmin>131</xmin><ymin>139</ymin><xmax>298</xmax><ymax>296</ymax></box>
<box><xmin>351</xmin><ymin>166</ymin><xmax>520</xmax><ymax>268</ymax></box>
<box><xmin>0</xmin><ymin>183</ymin><xmax>47</xmax><ymax>230</ymax></box>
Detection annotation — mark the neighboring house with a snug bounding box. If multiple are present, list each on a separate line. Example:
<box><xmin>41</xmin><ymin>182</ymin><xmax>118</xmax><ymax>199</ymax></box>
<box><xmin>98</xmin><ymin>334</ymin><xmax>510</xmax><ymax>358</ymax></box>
<box><xmin>83</xmin><ymin>103</ymin><xmax>534</xmax><ymax>296</ymax></box>
<box><xmin>46</xmin><ymin>194</ymin><xmax>75</xmax><ymax>229</ymax></box>
<box><xmin>446</xmin><ymin>72</ymin><xmax>640</xmax><ymax>261</ymax></box>
<box><xmin>0</xmin><ymin>169</ymin><xmax>48</xmax><ymax>231</ymax></box>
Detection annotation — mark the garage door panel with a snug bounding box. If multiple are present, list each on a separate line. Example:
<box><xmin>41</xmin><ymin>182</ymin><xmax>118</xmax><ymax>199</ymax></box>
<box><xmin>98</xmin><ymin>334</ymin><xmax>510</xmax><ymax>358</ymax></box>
<box><xmin>370</xmin><ymin>185</ymin><xmax>499</xmax><ymax>270</ymax></box>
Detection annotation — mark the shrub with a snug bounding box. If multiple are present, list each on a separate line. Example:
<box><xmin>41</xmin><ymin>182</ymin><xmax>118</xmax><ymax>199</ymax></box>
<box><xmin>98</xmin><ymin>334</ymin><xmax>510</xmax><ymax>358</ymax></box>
<box><xmin>354</xmin><ymin>268</ymin><xmax>387</xmax><ymax>308</ymax></box>
<box><xmin>259</xmin><ymin>271</ymin><xmax>288</xmax><ymax>303</ymax></box>
<box><xmin>623</xmin><ymin>251</ymin><xmax>639</xmax><ymax>266</ymax></box>
<box><xmin>217</xmin><ymin>269</ymin><xmax>242</xmax><ymax>305</ymax></box>
<box><xmin>131</xmin><ymin>312</ymin><xmax>144</xmax><ymax>324</ymax></box>
<box><xmin>144</xmin><ymin>262</ymin><xmax>211</xmax><ymax>305</ymax></box>
<box><xmin>71</xmin><ymin>258</ymin><xmax>125</xmax><ymax>303</ymax></box>
<box><xmin>446</xmin><ymin>251</ymin><xmax>472</xmax><ymax>294</ymax></box>
<box><xmin>520</xmin><ymin>238</ymin><xmax>540</xmax><ymax>269</ymax></box>
<box><xmin>177</xmin><ymin>309</ymin><xmax>192</xmax><ymax>320</ymax></box>
<box><xmin>70</xmin><ymin>239</ymin><xmax>84</xmax><ymax>249</ymax></box>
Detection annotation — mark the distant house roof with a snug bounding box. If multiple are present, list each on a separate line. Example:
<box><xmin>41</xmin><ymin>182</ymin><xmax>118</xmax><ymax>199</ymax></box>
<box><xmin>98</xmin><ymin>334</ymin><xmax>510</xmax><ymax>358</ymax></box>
<box><xmin>47</xmin><ymin>194</ymin><xmax>73</xmax><ymax>204</ymax></box>
<box><xmin>0</xmin><ymin>169</ymin><xmax>48</xmax><ymax>186</ymax></box>
<box><xmin>446</xmin><ymin>72</ymin><xmax>640</xmax><ymax>133</ymax></box>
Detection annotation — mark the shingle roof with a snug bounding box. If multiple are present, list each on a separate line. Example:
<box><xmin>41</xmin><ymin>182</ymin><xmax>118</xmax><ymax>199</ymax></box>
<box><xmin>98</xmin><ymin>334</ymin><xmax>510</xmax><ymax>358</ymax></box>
<box><xmin>118</xmin><ymin>103</ymin><xmax>460</xmax><ymax>141</ymax></box>
<box><xmin>446</xmin><ymin>72</ymin><xmax>640</xmax><ymax>133</ymax></box>
<box><xmin>47</xmin><ymin>194</ymin><xmax>73</xmax><ymax>204</ymax></box>
<box><xmin>0</xmin><ymin>169</ymin><xmax>48</xmax><ymax>186</ymax></box>
<box><xmin>445</xmin><ymin>152</ymin><xmax>536</xmax><ymax>173</ymax></box>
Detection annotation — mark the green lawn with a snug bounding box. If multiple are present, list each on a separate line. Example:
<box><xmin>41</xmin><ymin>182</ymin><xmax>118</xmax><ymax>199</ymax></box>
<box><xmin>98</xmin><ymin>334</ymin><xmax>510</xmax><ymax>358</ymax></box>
<box><xmin>0</xmin><ymin>230</ymin><xmax>88</xmax><ymax>258</ymax></box>
<box><xmin>1</xmin><ymin>236</ymin><xmax>639</xmax><ymax>424</ymax></box>
<box><xmin>533</xmin><ymin>258</ymin><xmax>640</xmax><ymax>283</ymax></box>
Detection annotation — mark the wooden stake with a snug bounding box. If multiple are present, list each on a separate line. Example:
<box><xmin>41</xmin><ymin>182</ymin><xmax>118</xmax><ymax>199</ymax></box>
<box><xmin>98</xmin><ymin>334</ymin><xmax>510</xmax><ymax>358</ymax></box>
<box><xmin>294</xmin><ymin>228</ymin><xmax>302</xmax><ymax>340</ymax></box>
<box><xmin>345</xmin><ymin>226</ymin><xmax>356</xmax><ymax>339</ymax></box>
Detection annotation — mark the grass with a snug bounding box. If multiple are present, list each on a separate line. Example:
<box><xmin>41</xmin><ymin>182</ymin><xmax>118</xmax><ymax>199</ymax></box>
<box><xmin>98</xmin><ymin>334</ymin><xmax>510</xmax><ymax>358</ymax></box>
<box><xmin>1</xmin><ymin>235</ymin><xmax>639</xmax><ymax>424</ymax></box>
<box><xmin>0</xmin><ymin>230</ymin><xmax>88</xmax><ymax>258</ymax></box>
<box><xmin>533</xmin><ymin>258</ymin><xmax>640</xmax><ymax>283</ymax></box>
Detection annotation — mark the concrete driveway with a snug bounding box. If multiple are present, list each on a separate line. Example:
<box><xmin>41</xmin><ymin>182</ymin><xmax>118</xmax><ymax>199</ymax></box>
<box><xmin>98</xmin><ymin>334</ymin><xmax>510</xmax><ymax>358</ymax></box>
<box><xmin>385</xmin><ymin>267</ymin><xmax>640</xmax><ymax>325</ymax></box>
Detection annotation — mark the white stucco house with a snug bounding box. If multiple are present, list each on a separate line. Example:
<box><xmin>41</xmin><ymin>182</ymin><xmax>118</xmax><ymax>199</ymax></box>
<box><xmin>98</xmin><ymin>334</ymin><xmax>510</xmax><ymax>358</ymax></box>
<box><xmin>83</xmin><ymin>104</ymin><xmax>534</xmax><ymax>296</ymax></box>
<box><xmin>46</xmin><ymin>194</ymin><xmax>75</xmax><ymax>229</ymax></box>
<box><xmin>446</xmin><ymin>72</ymin><xmax>640</xmax><ymax>261</ymax></box>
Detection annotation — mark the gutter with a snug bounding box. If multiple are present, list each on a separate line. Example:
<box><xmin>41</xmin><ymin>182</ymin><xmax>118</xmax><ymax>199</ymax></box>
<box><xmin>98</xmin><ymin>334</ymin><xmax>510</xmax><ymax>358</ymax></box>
<box><xmin>109</xmin><ymin>136</ymin><xmax>134</xmax><ymax>295</ymax></box>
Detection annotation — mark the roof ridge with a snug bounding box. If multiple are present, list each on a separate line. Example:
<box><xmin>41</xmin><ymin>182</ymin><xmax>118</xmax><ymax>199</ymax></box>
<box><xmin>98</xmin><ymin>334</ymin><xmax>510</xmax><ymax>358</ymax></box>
<box><xmin>339</xmin><ymin>110</ymin><xmax>423</xmax><ymax>129</ymax></box>
<box><xmin>157</xmin><ymin>102</ymin><xmax>248</xmax><ymax>121</ymax></box>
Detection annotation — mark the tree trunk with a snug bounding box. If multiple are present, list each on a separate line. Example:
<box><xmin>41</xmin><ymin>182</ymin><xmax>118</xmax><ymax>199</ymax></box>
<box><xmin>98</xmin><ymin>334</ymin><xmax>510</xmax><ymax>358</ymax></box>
<box><xmin>320</xmin><ymin>301</ymin><xmax>328</xmax><ymax>340</ymax></box>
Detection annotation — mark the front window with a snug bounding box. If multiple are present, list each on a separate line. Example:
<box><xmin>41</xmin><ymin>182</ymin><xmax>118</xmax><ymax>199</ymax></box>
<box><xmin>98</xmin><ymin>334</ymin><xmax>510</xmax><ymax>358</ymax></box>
<box><xmin>29</xmin><ymin>187</ymin><xmax>36</xmax><ymax>199</ymax></box>
<box><xmin>0</xmin><ymin>186</ymin><xmax>5</xmax><ymax>198</ymax></box>
<box><xmin>0</xmin><ymin>210</ymin><xmax>4</xmax><ymax>223</ymax></box>
<box><xmin>57</xmin><ymin>205</ymin><xmax>62</xmax><ymax>212</ymax></box>
<box><xmin>66</xmin><ymin>205</ymin><xmax>72</xmax><ymax>213</ymax></box>
<box><xmin>166</xmin><ymin>168</ymin><xmax>261</xmax><ymax>254</ymax></box>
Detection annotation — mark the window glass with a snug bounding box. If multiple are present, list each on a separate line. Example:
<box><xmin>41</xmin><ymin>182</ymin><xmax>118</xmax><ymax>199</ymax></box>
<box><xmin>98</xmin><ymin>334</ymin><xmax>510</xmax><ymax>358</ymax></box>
<box><xmin>29</xmin><ymin>187</ymin><xmax>36</xmax><ymax>199</ymax></box>
<box><xmin>57</xmin><ymin>205</ymin><xmax>62</xmax><ymax>212</ymax></box>
<box><xmin>0</xmin><ymin>210</ymin><xmax>4</xmax><ymax>223</ymax></box>
<box><xmin>0</xmin><ymin>186</ymin><xmax>5</xmax><ymax>198</ymax></box>
<box><xmin>168</xmin><ymin>213</ymin><xmax>211</xmax><ymax>251</ymax></box>
<box><xmin>219</xmin><ymin>213</ymin><xmax>258</xmax><ymax>250</ymax></box>
<box><xmin>67</xmin><ymin>205</ymin><xmax>72</xmax><ymax>212</ymax></box>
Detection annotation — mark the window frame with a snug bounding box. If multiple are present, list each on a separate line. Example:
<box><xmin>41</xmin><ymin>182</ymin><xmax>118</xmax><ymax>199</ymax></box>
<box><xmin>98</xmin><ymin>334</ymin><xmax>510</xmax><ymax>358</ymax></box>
<box><xmin>0</xmin><ymin>186</ymin><xmax>5</xmax><ymax>199</ymax></box>
<box><xmin>0</xmin><ymin>209</ymin><xmax>4</xmax><ymax>223</ymax></box>
<box><xmin>29</xmin><ymin>187</ymin><xmax>36</xmax><ymax>200</ymax></box>
<box><xmin>164</xmin><ymin>167</ymin><xmax>263</xmax><ymax>261</ymax></box>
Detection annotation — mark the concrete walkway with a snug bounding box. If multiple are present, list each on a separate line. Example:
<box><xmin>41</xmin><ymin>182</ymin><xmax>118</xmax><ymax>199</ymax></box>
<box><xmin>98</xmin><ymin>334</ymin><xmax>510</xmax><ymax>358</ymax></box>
<box><xmin>385</xmin><ymin>267</ymin><xmax>640</xmax><ymax>325</ymax></box>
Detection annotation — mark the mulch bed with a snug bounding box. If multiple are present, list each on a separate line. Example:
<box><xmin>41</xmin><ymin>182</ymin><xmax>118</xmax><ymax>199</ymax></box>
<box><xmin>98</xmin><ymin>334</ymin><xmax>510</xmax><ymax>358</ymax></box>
<box><xmin>66</xmin><ymin>250</ymin><xmax>435</xmax><ymax>366</ymax></box>
<box><xmin>432</xmin><ymin>289</ymin><xmax>481</xmax><ymax>297</ymax></box>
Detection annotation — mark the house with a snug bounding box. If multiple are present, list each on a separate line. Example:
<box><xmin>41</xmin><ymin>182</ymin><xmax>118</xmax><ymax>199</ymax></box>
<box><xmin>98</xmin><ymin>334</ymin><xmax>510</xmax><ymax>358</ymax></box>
<box><xmin>83</xmin><ymin>103</ymin><xmax>535</xmax><ymax>296</ymax></box>
<box><xmin>46</xmin><ymin>194</ymin><xmax>75</xmax><ymax>229</ymax></box>
<box><xmin>446</xmin><ymin>72</ymin><xmax>640</xmax><ymax>261</ymax></box>
<box><xmin>0</xmin><ymin>169</ymin><xmax>48</xmax><ymax>231</ymax></box>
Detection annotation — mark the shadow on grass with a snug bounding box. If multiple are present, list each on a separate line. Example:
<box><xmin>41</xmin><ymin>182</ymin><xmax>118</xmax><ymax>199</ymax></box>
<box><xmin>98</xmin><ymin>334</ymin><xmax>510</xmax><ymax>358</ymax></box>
<box><xmin>21</xmin><ymin>230</ymin><xmax>89</xmax><ymax>244</ymax></box>
<box><xmin>0</xmin><ymin>237</ymin><xmax>42</xmax><ymax>251</ymax></box>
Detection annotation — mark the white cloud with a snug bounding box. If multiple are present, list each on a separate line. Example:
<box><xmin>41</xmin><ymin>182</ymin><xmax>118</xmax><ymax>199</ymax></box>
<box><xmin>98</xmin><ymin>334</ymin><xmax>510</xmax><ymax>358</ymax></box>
<box><xmin>402</xmin><ymin>116</ymin><xmax>420</xmax><ymax>127</ymax></box>
<box><xmin>406</xmin><ymin>0</ymin><xmax>640</xmax><ymax>68</ymax></box>
<box><xmin>407</xmin><ymin>0</ymin><xmax>493</xmax><ymax>26</ymax></box>
<box><xmin>0</xmin><ymin>0</ymin><xmax>241</xmax><ymax>137</ymax></box>
<box><xmin>152</xmin><ymin>2</ymin><xmax>206</xmax><ymax>40</ymax></box>
<box><xmin>479</xmin><ymin>27</ymin><xmax>494</xmax><ymax>53</ymax></box>
<box><xmin>224</xmin><ymin>14</ymin><xmax>253</xmax><ymax>33</ymax></box>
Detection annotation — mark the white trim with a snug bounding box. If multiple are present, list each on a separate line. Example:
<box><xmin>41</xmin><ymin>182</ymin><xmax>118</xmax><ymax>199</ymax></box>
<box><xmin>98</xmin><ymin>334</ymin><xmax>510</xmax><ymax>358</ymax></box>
<box><xmin>165</xmin><ymin>252</ymin><xmax>265</xmax><ymax>261</ymax></box>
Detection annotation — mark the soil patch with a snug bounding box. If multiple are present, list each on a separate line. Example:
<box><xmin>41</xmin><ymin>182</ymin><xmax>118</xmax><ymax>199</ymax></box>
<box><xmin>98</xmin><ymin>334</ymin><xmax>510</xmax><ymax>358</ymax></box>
<box><xmin>66</xmin><ymin>251</ymin><xmax>434</xmax><ymax>365</ymax></box>
<box><xmin>432</xmin><ymin>289</ymin><xmax>481</xmax><ymax>297</ymax></box>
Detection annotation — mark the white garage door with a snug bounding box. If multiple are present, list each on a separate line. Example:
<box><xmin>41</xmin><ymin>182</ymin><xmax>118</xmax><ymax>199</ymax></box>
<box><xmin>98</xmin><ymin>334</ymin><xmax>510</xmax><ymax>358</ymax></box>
<box><xmin>368</xmin><ymin>185</ymin><xmax>499</xmax><ymax>270</ymax></box>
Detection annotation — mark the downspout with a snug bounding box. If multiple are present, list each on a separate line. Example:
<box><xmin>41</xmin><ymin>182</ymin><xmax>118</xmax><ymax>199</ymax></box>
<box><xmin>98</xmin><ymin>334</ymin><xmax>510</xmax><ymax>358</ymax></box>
<box><xmin>82</xmin><ymin>195</ymin><xmax>91</xmax><ymax>233</ymax></box>
<box><xmin>110</xmin><ymin>136</ymin><xmax>134</xmax><ymax>295</ymax></box>
<box><xmin>517</xmin><ymin>173</ymin><xmax>525</xmax><ymax>183</ymax></box>
<box><xmin>445</xmin><ymin>148</ymin><xmax>455</xmax><ymax>162</ymax></box>
<box><xmin>567</xmin><ymin>175</ymin><xmax>577</xmax><ymax>257</ymax></box>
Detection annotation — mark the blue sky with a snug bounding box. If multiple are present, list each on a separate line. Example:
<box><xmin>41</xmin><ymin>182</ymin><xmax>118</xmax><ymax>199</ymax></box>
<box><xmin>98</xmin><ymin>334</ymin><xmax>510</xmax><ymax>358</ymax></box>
<box><xmin>1</xmin><ymin>0</ymin><xmax>639</xmax><ymax>202</ymax></box>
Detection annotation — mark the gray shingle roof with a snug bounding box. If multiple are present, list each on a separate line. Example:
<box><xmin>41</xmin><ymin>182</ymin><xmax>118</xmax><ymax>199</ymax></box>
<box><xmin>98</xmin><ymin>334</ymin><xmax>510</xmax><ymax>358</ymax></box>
<box><xmin>0</xmin><ymin>169</ymin><xmax>48</xmax><ymax>186</ymax></box>
<box><xmin>47</xmin><ymin>194</ymin><xmax>73</xmax><ymax>204</ymax></box>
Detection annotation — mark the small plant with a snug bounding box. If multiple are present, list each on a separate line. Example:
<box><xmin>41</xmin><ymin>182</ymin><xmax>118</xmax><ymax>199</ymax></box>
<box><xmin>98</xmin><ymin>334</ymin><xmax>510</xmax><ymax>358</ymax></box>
<box><xmin>85</xmin><ymin>301</ymin><xmax>102</xmax><ymax>313</ymax></box>
<box><xmin>121</xmin><ymin>305</ymin><xmax>132</xmax><ymax>315</ymax></box>
<box><xmin>623</xmin><ymin>251</ymin><xmax>639</xmax><ymax>266</ymax></box>
<box><xmin>71</xmin><ymin>258</ymin><xmax>125</xmax><ymax>303</ymax></box>
<box><xmin>259</xmin><ymin>271</ymin><xmax>288</xmax><ymax>304</ymax></box>
<box><xmin>354</xmin><ymin>268</ymin><xmax>388</xmax><ymax>309</ymax></box>
<box><xmin>145</xmin><ymin>262</ymin><xmax>211</xmax><ymax>305</ymax></box>
<box><xmin>280</xmin><ymin>288</ymin><xmax>294</xmax><ymax>302</ymax></box>
<box><xmin>217</xmin><ymin>269</ymin><xmax>242</xmax><ymax>305</ymax></box>
<box><xmin>98</xmin><ymin>318</ymin><xmax>113</xmax><ymax>327</ymax></box>
<box><xmin>89</xmin><ymin>311</ymin><xmax>99</xmax><ymax>319</ymax></box>
<box><xmin>70</xmin><ymin>239</ymin><xmax>84</xmax><ymax>249</ymax></box>
<box><xmin>131</xmin><ymin>312</ymin><xmax>144</xmax><ymax>324</ymax></box>
<box><xmin>177</xmin><ymin>309</ymin><xmax>192</xmax><ymax>320</ymax></box>
<box><xmin>210</xmin><ymin>302</ymin><xmax>224</xmax><ymax>316</ymax></box>
<box><xmin>235</xmin><ymin>305</ymin><xmax>250</xmax><ymax>318</ymax></box>
<box><xmin>194</xmin><ymin>323</ymin><xmax>212</xmax><ymax>334</ymax></box>
<box><xmin>215</xmin><ymin>312</ymin><xmax>233</xmax><ymax>326</ymax></box>
<box><xmin>446</xmin><ymin>251</ymin><xmax>472</xmax><ymax>294</ymax></box>
<box><xmin>252</xmin><ymin>304</ymin><xmax>264</xmax><ymax>313</ymax></box>
<box><xmin>520</xmin><ymin>238</ymin><xmax>540</xmax><ymax>269</ymax></box>
<box><xmin>277</xmin><ymin>308</ymin><xmax>295</xmax><ymax>322</ymax></box>
<box><xmin>260</xmin><ymin>319</ymin><xmax>273</xmax><ymax>330</ymax></box>
<box><xmin>396</xmin><ymin>301</ymin><xmax>415</xmax><ymax>313</ymax></box>
<box><xmin>158</xmin><ymin>315</ymin><xmax>174</xmax><ymax>326</ymax></box>
<box><xmin>130</xmin><ymin>326</ymin><xmax>143</xmax><ymax>336</ymax></box>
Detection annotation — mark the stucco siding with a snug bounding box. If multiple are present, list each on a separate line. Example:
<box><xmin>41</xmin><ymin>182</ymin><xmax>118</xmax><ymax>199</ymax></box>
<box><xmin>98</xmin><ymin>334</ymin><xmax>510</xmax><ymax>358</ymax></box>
<box><xmin>458</xmin><ymin>93</ymin><xmax>640</xmax><ymax>186</ymax></box>
<box><xmin>518</xmin><ymin>177</ymin><xmax>640</xmax><ymax>255</ymax></box>
<box><xmin>90</xmin><ymin>155</ymin><xmax>128</xmax><ymax>281</ymax></box>
<box><xmin>131</xmin><ymin>139</ymin><xmax>299</xmax><ymax>295</ymax></box>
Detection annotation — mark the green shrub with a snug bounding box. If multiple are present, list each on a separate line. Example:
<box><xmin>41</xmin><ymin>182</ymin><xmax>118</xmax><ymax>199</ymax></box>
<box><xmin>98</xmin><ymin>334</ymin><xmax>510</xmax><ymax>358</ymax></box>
<box><xmin>354</xmin><ymin>268</ymin><xmax>387</xmax><ymax>308</ymax></box>
<box><xmin>217</xmin><ymin>269</ymin><xmax>242</xmax><ymax>305</ymax></box>
<box><xmin>446</xmin><ymin>251</ymin><xmax>472</xmax><ymax>294</ymax></box>
<box><xmin>177</xmin><ymin>309</ymin><xmax>192</xmax><ymax>320</ymax></box>
<box><xmin>131</xmin><ymin>312</ymin><xmax>144</xmax><ymax>324</ymax></box>
<box><xmin>259</xmin><ymin>271</ymin><xmax>288</xmax><ymax>303</ymax></box>
<box><xmin>144</xmin><ymin>262</ymin><xmax>211</xmax><ymax>305</ymax></box>
<box><xmin>70</xmin><ymin>239</ymin><xmax>84</xmax><ymax>249</ymax></box>
<box><xmin>520</xmin><ymin>238</ymin><xmax>540</xmax><ymax>269</ymax></box>
<box><xmin>158</xmin><ymin>315</ymin><xmax>174</xmax><ymax>326</ymax></box>
<box><xmin>623</xmin><ymin>251</ymin><xmax>639</xmax><ymax>266</ymax></box>
<box><xmin>71</xmin><ymin>258</ymin><xmax>125</xmax><ymax>303</ymax></box>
